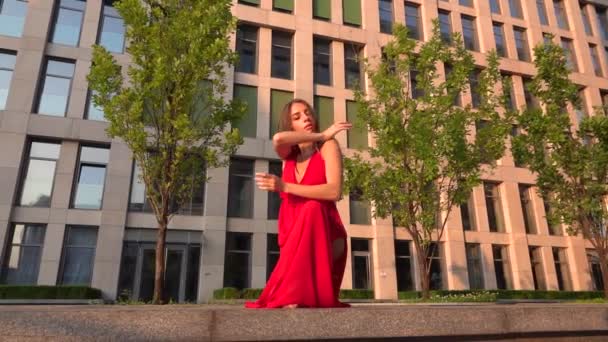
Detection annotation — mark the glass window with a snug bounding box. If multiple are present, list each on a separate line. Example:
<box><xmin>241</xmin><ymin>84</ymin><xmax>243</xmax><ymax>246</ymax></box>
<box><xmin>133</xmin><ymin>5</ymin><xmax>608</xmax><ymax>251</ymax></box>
<box><xmin>543</xmin><ymin>196</ymin><xmax>562</xmax><ymax>235</ymax></box>
<box><xmin>590</xmin><ymin>44</ymin><xmax>603</xmax><ymax>77</ymax></box>
<box><xmin>503</xmin><ymin>74</ymin><xmax>516</xmax><ymax>111</ymax></box>
<box><xmin>266</xmin><ymin>233</ymin><xmax>279</xmax><ymax>280</ymax></box>
<box><xmin>537</xmin><ymin>0</ymin><xmax>549</xmax><ymax>25</ymax></box>
<box><xmin>460</xmin><ymin>194</ymin><xmax>476</xmax><ymax>231</ymax></box>
<box><xmin>553</xmin><ymin>247</ymin><xmax>572</xmax><ymax>290</ymax></box>
<box><xmin>267</xmin><ymin>161</ymin><xmax>282</xmax><ymax>220</ymax></box>
<box><xmin>313</xmin><ymin>37</ymin><xmax>332</xmax><ymax>86</ymax></box>
<box><xmin>273</xmin><ymin>0</ymin><xmax>293</xmax><ymax>13</ymax></box>
<box><xmin>235</xmin><ymin>24</ymin><xmax>258</xmax><ymax>74</ymax></box>
<box><xmin>597</xmin><ymin>8</ymin><xmax>608</xmax><ymax>40</ymax></box>
<box><xmin>349</xmin><ymin>187</ymin><xmax>371</xmax><ymax>225</ymax></box>
<box><xmin>98</xmin><ymin>0</ymin><xmax>126</xmax><ymax>54</ymax></box>
<box><xmin>344</xmin><ymin>43</ymin><xmax>363</xmax><ymax>90</ymax></box>
<box><xmin>271</xmin><ymin>30</ymin><xmax>292</xmax><ymax>80</ymax></box>
<box><xmin>466</xmin><ymin>243</ymin><xmax>484</xmax><ymax>289</ymax></box>
<box><xmin>50</xmin><ymin>0</ymin><xmax>85</xmax><ymax>46</ymax></box>
<box><xmin>459</xmin><ymin>0</ymin><xmax>473</xmax><ymax>7</ymax></box>
<box><xmin>0</xmin><ymin>0</ymin><xmax>27</xmax><ymax>37</ymax></box>
<box><xmin>587</xmin><ymin>250</ymin><xmax>604</xmax><ymax>291</ymax></box>
<box><xmin>270</xmin><ymin>89</ymin><xmax>293</xmax><ymax>137</ymax></box>
<box><xmin>405</xmin><ymin>2</ymin><xmax>421</xmax><ymax>40</ymax></box>
<box><xmin>522</xmin><ymin>77</ymin><xmax>539</xmax><ymax>109</ymax></box>
<box><xmin>351</xmin><ymin>238</ymin><xmax>371</xmax><ymax>289</ymax></box>
<box><xmin>581</xmin><ymin>5</ymin><xmax>593</xmax><ymax>36</ymax></box>
<box><xmin>561</xmin><ymin>38</ymin><xmax>578</xmax><ymax>72</ymax></box>
<box><xmin>72</xmin><ymin>146</ymin><xmax>110</xmax><ymax>210</ymax></box>
<box><xmin>409</xmin><ymin>66</ymin><xmax>423</xmax><ymax>99</ymax></box>
<box><xmin>553</xmin><ymin>0</ymin><xmax>569</xmax><ymax>30</ymax></box>
<box><xmin>86</xmin><ymin>90</ymin><xmax>106</xmax><ymax>121</ymax></box>
<box><xmin>438</xmin><ymin>10</ymin><xmax>451</xmax><ymax>43</ymax></box>
<box><xmin>314</xmin><ymin>96</ymin><xmax>334</xmax><ymax>132</ymax></box>
<box><xmin>529</xmin><ymin>246</ymin><xmax>546</xmax><ymax>290</ymax></box>
<box><xmin>492</xmin><ymin>245</ymin><xmax>511</xmax><ymax>289</ymax></box>
<box><xmin>223</xmin><ymin>232</ymin><xmax>251</xmax><ymax>289</ymax></box>
<box><xmin>19</xmin><ymin>141</ymin><xmax>61</xmax><ymax>207</ymax></box>
<box><xmin>461</xmin><ymin>15</ymin><xmax>479</xmax><ymax>51</ymax></box>
<box><xmin>379</xmin><ymin>0</ymin><xmax>393</xmax><ymax>34</ymax></box>
<box><xmin>519</xmin><ymin>184</ymin><xmax>537</xmax><ymax>234</ymax></box>
<box><xmin>227</xmin><ymin>158</ymin><xmax>254</xmax><ymax>218</ymax></box>
<box><xmin>1</xmin><ymin>223</ymin><xmax>46</xmax><ymax>284</ymax></box>
<box><xmin>601</xmin><ymin>90</ymin><xmax>608</xmax><ymax>116</ymax></box>
<box><xmin>238</xmin><ymin>0</ymin><xmax>259</xmax><ymax>6</ymax></box>
<box><xmin>484</xmin><ymin>182</ymin><xmax>505</xmax><ymax>232</ymax></box>
<box><xmin>510</xmin><ymin>125</ymin><xmax>525</xmax><ymax>167</ymax></box>
<box><xmin>469</xmin><ymin>68</ymin><xmax>482</xmax><ymax>108</ymax></box>
<box><xmin>395</xmin><ymin>240</ymin><xmax>413</xmax><ymax>291</ymax></box>
<box><xmin>36</xmin><ymin>58</ymin><xmax>75</xmax><ymax>116</ymax></box>
<box><xmin>346</xmin><ymin>100</ymin><xmax>367</xmax><ymax>149</ymax></box>
<box><xmin>428</xmin><ymin>242</ymin><xmax>443</xmax><ymax>290</ymax></box>
<box><xmin>576</xmin><ymin>88</ymin><xmax>588</xmax><ymax>126</ymax></box>
<box><xmin>513</xmin><ymin>27</ymin><xmax>530</xmax><ymax>62</ymax></box>
<box><xmin>58</xmin><ymin>226</ymin><xmax>98</xmax><ymax>285</ymax></box>
<box><xmin>313</xmin><ymin>0</ymin><xmax>330</xmax><ymax>20</ymax></box>
<box><xmin>490</xmin><ymin>0</ymin><xmax>501</xmax><ymax>14</ymax></box>
<box><xmin>445</xmin><ymin>64</ymin><xmax>462</xmax><ymax>106</ymax></box>
<box><xmin>233</xmin><ymin>84</ymin><xmax>258</xmax><ymax>138</ymax></box>
<box><xmin>493</xmin><ymin>23</ymin><xmax>506</xmax><ymax>58</ymax></box>
<box><xmin>342</xmin><ymin>0</ymin><xmax>361</xmax><ymax>27</ymax></box>
<box><xmin>0</xmin><ymin>50</ymin><xmax>16</xmax><ymax>110</ymax></box>
<box><xmin>508</xmin><ymin>0</ymin><xmax>523</xmax><ymax>18</ymax></box>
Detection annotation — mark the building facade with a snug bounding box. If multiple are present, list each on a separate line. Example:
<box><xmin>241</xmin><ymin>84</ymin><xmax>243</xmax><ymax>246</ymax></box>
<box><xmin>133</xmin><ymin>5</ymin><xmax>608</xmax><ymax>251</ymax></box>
<box><xmin>1</xmin><ymin>0</ymin><xmax>608</xmax><ymax>302</ymax></box>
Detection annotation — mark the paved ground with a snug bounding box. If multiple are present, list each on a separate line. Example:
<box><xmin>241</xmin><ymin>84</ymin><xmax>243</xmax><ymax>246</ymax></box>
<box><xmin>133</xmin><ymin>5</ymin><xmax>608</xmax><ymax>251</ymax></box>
<box><xmin>0</xmin><ymin>303</ymin><xmax>607</xmax><ymax>341</ymax></box>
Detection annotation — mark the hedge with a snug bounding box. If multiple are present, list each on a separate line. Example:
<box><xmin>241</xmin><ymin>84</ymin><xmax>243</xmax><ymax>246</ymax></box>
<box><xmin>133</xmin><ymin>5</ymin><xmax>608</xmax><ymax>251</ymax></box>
<box><xmin>0</xmin><ymin>285</ymin><xmax>102</xmax><ymax>300</ymax></box>
<box><xmin>213</xmin><ymin>288</ymin><xmax>374</xmax><ymax>300</ymax></box>
<box><xmin>397</xmin><ymin>290</ymin><xmax>604</xmax><ymax>300</ymax></box>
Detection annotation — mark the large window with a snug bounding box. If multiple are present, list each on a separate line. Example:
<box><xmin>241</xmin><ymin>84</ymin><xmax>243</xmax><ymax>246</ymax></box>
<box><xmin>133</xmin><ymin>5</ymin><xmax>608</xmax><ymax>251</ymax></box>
<box><xmin>395</xmin><ymin>240</ymin><xmax>413</xmax><ymax>291</ymax></box>
<box><xmin>273</xmin><ymin>0</ymin><xmax>293</xmax><ymax>13</ymax></box>
<box><xmin>36</xmin><ymin>58</ymin><xmax>75</xmax><ymax>116</ymax></box>
<box><xmin>561</xmin><ymin>38</ymin><xmax>578</xmax><ymax>72</ymax></box>
<box><xmin>587</xmin><ymin>250</ymin><xmax>604</xmax><ymax>291</ymax></box>
<box><xmin>72</xmin><ymin>145</ymin><xmax>110</xmax><ymax>210</ymax></box>
<box><xmin>492</xmin><ymin>245</ymin><xmax>511</xmax><ymax>289</ymax></box>
<box><xmin>1</xmin><ymin>223</ymin><xmax>45</xmax><ymax>284</ymax></box>
<box><xmin>508</xmin><ymin>0</ymin><xmax>523</xmax><ymax>18</ymax></box>
<box><xmin>469</xmin><ymin>68</ymin><xmax>482</xmax><ymax>108</ymax></box>
<box><xmin>466</xmin><ymin>243</ymin><xmax>484</xmax><ymax>289</ymax></box>
<box><xmin>238</xmin><ymin>0</ymin><xmax>259</xmax><ymax>6</ymax></box>
<box><xmin>490</xmin><ymin>0</ymin><xmax>501</xmax><ymax>14</ymax></box>
<box><xmin>235</xmin><ymin>24</ymin><xmax>258</xmax><ymax>74</ymax></box>
<box><xmin>313</xmin><ymin>0</ymin><xmax>330</xmax><ymax>20</ymax></box>
<box><xmin>0</xmin><ymin>0</ymin><xmax>28</xmax><ymax>37</ymax></box>
<box><xmin>342</xmin><ymin>0</ymin><xmax>361</xmax><ymax>27</ymax></box>
<box><xmin>314</xmin><ymin>95</ymin><xmax>334</xmax><ymax>132</ymax></box>
<box><xmin>233</xmin><ymin>84</ymin><xmax>258</xmax><ymax>138</ymax></box>
<box><xmin>522</xmin><ymin>77</ymin><xmax>538</xmax><ymax>109</ymax></box>
<box><xmin>461</xmin><ymin>15</ymin><xmax>479</xmax><ymax>52</ymax></box>
<box><xmin>227</xmin><ymin>158</ymin><xmax>254</xmax><ymax>218</ymax></box>
<box><xmin>266</xmin><ymin>233</ymin><xmax>279</xmax><ymax>280</ymax></box>
<box><xmin>351</xmin><ymin>238</ymin><xmax>371</xmax><ymax>289</ymax></box>
<box><xmin>346</xmin><ymin>100</ymin><xmax>367</xmax><ymax>149</ymax></box>
<box><xmin>379</xmin><ymin>0</ymin><xmax>393</xmax><ymax>34</ymax></box>
<box><xmin>223</xmin><ymin>232</ymin><xmax>251</xmax><ymax>289</ymax></box>
<box><xmin>590</xmin><ymin>44</ymin><xmax>603</xmax><ymax>77</ymax></box>
<box><xmin>428</xmin><ymin>242</ymin><xmax>443</xmax><ymax>290</ymax></box>
<box><xmin>513</xmin><ymin>27</ymin><xmax>530</xmax><ymax>62</ymax></box>
<box><xmin>552</xmin><ymin>247</ymin><xmax>572</xmax><ymax>291</ymax></box>
<box><xmin>313</xmin><ymin>37</ymin><xmax>332</xmax><ymax>86</ymax></box>
<box><xmin>597</xmin><ymin>7</ymin><xmax>608</xmax><ymax>40</ymax></box>
<box><xmin>581</xmin><ymin>5</ymin><xmax>593</xmax><ymax>36</ymax></box>
<box><xmin>536</xmin><ymin>0</ymin><xmax>549</xmax><ymax>25</ymax></box>
<box><xmin>344</xmin><ymin>43</ymin><xmax>363</xmax><ymax>90</ymax></box>
<box><xmin>267</xmin><ymin>161</ymin><xmax>282</xmax><ymax>220</ymax></box>
<box><xmin>85</xmin><ymin>90</ymin><xmax>105</xmax><ymax>121</ymax></box>
<box><xmin>50</xmin><ymin>0</ymin><xmax>85</xmax><ymax>46</ymax></box>
<box><xmin>543</xmin><ymin>196</ymin><xmax>562</xmax><ymax>235</ymax></box>
<box><xmin>405</xmin><ymin>2</ymin><xmax>421</xmax><ymax>40</ymax></box>
<box><xmin>493</xmin><ymin>23</ymin><xmax>506</xmax><ymax>58</ymax></box>
<box><xmin>484</xmin><ymin>182</ymin><xmax>505</xmax><ymax>233</ymax></box>
<box><xmin>18</xmin><ymin>141</ymin><xmax>61</xmax><ymax>207</ymax></box>
<box><xmin>271</xmin><ymin>30</ymin><xmax>292</xmax><ymax>80</ymax></box>
<box><xmin>0</xmin><ymin>50</ymin><xmax>16</xmax><ymax>110</ymax></box>
<box><xmin>459</xmin><ymin>0</ymin><xmax>472</xmax><ymax>7</ymax></box>
<box><xmin>349</xmin><ymin>187</ymin><xmax>371</xmax><ymax>225</ymax></box>
<box><xmin>519</xmin><ymin>184</ymin><xmax>537</xmax><ymax>234</ymax></box>
<box><xmin>438</xmin><ymin>10</ymin><xmax>451</xmax><ymax>43</ymax></box>
<box><xmin>58</xmin><ymin>225</ymin><xmax>98</xmax><ymax>285</ymax></box>
<box><xmin>98</xmin><ymin>0</ymin><xmax>125</xmax><ymax>54</ymax></box>
<box><xmin>460</xmin><ymin>194</ymin><xmax>476</xmax><ymax>231</ymax></box>
<box><xmin>529</xmin><ymin>247</ymin><xmax>546</xmax><ymax>290</ymax></box>
<box><xmin>270</xmin><ymin>89</ymin><xmax>293</xmax><ymax>137</ymax></box>
<box><xmin>553</xmin><ymin>0</ymin><xmax>569</xmax><ymax>30</ymax></box>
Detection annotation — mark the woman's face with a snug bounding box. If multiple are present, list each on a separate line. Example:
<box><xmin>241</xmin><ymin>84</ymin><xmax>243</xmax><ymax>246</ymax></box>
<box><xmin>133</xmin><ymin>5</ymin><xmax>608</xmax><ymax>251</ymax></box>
<box><xmin>290</xmin><ymin>102</ymin><xmax>316</xmax><ymax>133</ymax></box>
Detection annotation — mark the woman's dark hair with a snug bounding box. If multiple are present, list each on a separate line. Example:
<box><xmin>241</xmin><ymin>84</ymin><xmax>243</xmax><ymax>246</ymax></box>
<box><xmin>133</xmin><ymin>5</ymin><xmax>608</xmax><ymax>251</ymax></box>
<box><xmin>277</xmin><ymin>98</ymin><xmax>321</xmax><ymax>157</ymax></box>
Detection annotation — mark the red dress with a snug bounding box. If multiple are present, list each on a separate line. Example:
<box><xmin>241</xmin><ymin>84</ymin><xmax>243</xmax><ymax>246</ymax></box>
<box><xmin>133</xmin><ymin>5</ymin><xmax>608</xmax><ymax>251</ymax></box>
<box><xmin>245</xmin><ymin>150</ymin><xmax>350</xmax><ymax>308</ymax></box>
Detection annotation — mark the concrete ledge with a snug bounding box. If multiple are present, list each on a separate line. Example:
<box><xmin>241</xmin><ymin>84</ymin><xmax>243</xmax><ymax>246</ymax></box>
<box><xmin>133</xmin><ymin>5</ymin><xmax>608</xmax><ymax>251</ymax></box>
<box><xmin>0</xmin><ymin>299</ymin><xmax>106</xmax><ymax>305</ymax></box>
<box><xmin>0</xmin><ymin>304</ymin><xmax>607</xmax><ymax>341</ymax></box>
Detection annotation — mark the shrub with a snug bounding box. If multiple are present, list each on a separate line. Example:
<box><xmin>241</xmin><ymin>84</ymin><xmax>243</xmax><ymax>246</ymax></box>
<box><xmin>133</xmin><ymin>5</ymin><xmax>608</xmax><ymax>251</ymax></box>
<box><xmin>0</xmin><ymin>285</ymin><xmax>102</xmax><ymax>300</ymax></box>
<box><xmin>213</xmin><ymin>287</ymin><xmax>240</xmax><ymax>300</ymax></box>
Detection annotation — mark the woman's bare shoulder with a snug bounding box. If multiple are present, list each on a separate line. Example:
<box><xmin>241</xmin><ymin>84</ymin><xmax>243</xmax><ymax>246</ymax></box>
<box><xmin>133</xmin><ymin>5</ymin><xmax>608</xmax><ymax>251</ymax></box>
<box><xmin>319</xmin><ymin>139</ymin><xmax>341</xmax><ymax>157</ymax></box>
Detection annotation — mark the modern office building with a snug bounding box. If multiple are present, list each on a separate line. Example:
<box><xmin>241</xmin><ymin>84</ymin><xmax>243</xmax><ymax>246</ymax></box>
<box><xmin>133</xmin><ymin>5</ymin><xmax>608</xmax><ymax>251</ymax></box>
<box><xmin>1</xmin><ymin>0</ymin><xmax>607</xmax><ymax>302</ymax></box>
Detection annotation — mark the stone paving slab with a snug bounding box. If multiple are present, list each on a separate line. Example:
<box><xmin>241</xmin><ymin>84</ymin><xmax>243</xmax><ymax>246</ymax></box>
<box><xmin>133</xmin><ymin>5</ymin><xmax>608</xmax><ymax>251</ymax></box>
<box><xmin>0</xmin><ymin>303</ymin><xmax>606</xmax><ymax>341</ymax></box>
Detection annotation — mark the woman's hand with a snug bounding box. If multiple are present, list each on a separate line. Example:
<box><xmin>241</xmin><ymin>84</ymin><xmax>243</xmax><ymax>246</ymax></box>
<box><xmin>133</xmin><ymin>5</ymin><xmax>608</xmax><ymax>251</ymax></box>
<box><xmin>255</xmin><ymin>172</ymin><xmax>285</xmax><ymax>192</ymax></box>
<box><xmin>321</xmin><ymin>121</ymin><xmax>352</xmax><ymax>141</ymax></box>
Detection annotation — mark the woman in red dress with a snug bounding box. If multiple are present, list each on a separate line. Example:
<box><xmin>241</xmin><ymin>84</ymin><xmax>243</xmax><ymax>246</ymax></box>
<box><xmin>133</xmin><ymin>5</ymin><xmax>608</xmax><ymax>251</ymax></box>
<box><xmin>245</xmin><ymin>99</ymin><xmax>352</xmax><ymax>309</ymax></box>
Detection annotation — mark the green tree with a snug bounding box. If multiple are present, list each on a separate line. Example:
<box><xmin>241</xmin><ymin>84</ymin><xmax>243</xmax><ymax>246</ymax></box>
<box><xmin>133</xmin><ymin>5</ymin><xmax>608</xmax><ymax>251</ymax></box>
<box><xmin>344</xmin><ymin>22</ymin><xmax>512</xmax><ymax>298</ymax></box>
<box><xmin>512</xmin><ymin>39</ymin><xmax>608</xmax><ymax>297</ymax></box>
<box><xmin>87</xmin><ymin>0</ymin><xmax>244</xmax><ymax>304</ymax></box>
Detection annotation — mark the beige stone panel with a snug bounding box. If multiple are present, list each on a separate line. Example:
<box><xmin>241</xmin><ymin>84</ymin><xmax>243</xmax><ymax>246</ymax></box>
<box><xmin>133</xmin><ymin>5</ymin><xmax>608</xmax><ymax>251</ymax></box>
<box><xmin>250</xmin><ymin>232</ymin><xmax>267</xmax><ymax>288</ymax></box>
<box><xmin>66</xmin><ymin>209</ymin><xmax>102</xmax><ymax>226</ymax></box>
<box><xmin>480</xmin><ymin>242</ymin><xmax>498</xmax><ymax>289</ymax></box>
<box><xmin>444</xmin><ymin>239</ymin><xmax>469</xmax><ymax>290</ymax></box>
<box><xmin>100</xmin><ymin>175</ymin><xmax>130</xmax><ymax>212</ymax></box>
<box><xmin>80</xmin><ymin>0</ymin><xmax>103</xmax><ymax>48</ymax></box>
<box><xmin>508</xmin><ymin>239</ymin><xmax>534</xmax><ymax>289</ymax></box>
<box><xmin>236</xmin><ymin>138</ymin><xmax>265</xmax><ymax>156</ymax></box>
<box><xmin>126</xmin><ymin>213</ymin><xmax>158</xmax><ymax>229</ymax></box>
<box><xmin>22</xmin><ymin>3</ymin><xmax>53</xmax><ymax>40</ymax></box>
<box><xmin>168</xmin><ymin>215</ymin><xmax>205</xmax><ymax>231</ymax></box>
<box><xmin>372</xmin><ymin>223</ymin><xmax>397</xmax><ymax>299</ymax></box>
<box><xmin>0</xmin><ymin>37</ymin><xmax>21</xmax><ymax>52</ymax></box>
<box><xmin>294</xmin><ymin>30</ymin><xmax>314</xmax><ymax>101</ymax></box>
<box><xmin>93</xmin><ymin>225</ymin><xmax>125</xmax><ymax>262</ymax></box>
<box><xmin>37</xmin><ymin>223</ymin><xmax>66</xmax><ymax>285</ymax></box>
<box><xmin>5</xmin><ymin>79</ymin><xmax>37</xmax><ymax>113</ymax></box>
<box><xmin>0</xmin><ymin>133</ymin><xmax>25</xmax><ymax>168</ymax></box>
<box><xmin>1</xmin><ymin>111</ymin><xmax>28</xmax><ymax>133</ymax></box>
<box><xmin>100</xmin><ymin>210</ymin><xmax>127</xmax><ymax>227</ymax></box>
<box><xmin>200</xmin><ymin>264</ymin><xmax>224</xmax><ymax>303</ymax></box>
<box><xmin>263</xmin><ymin>139</ymin><xmax>279</xmax><ymax>159</ymax></box>
<box><xmin>201</xmin><ymin>228</ymin><xmax>227</xmax><ymax>267</ymax></box>
<box><xmin>50</xmin><ymin>173</ymin><xmax>74</xmax><ymax>209</ymax></box>
<box><xmin>91</xmin><ymin>260</ymin><xmax>121</xmax><ymax>299</ymax></box>
<box><xmin>67</xmin><ymin>88</ymin><xmax>87</xmax><ymax>120</ymax></box>
<box><xmin>341</xmin><ymin>235</ymin><xmax>353</xmax><ymax>289</ymax></box>
<box><xmin>0</xmin><ymin>167</ymin><xmax>19</xmax><ymax>207</ymax></box>
<box><xmin>257</xmin><ymin>86</ymin><xmax>271</xmax><ymax>139</ymax></box>
<box><xmin>0</xmin><ymin>205</ymin><xmax>11</xmax><ymax>220</ymax></box>
<box><xmin>27</xmin><ymin>115</ymin><xmax>73</xmax><ymax>138</ymax></box>
<box><xmin>203</xmin><ymin>183</ymin><xmax>230</xmax><ymax>217</ymax></box>
<box><xmin>331</xmin><ymin>0</ymin><xmax>343</xmax><ymax>25</ymax></box>
<box><xmin>567</xmin><ymin>236</ymin><xmax>593</xmax><ymax>290</ymax></box>
<box><xmin>48</xmin><ymin>208</ymin><xmax>67</xmax><ymax>224</ymax></box>
<box><xmin>11</xmin><ymin>207</ymin><xmax>50</xmax><ymax>224</ymax></box>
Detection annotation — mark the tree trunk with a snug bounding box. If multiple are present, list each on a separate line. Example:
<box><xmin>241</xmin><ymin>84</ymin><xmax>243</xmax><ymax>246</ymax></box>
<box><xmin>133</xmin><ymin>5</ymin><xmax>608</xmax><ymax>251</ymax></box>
<box><xmin>152</xmin><ymin>218</ymin><xmax>168</xmax><ymax>304</ymax></box>
<box><xmin>413</xmin><ymin>240</ymin><xmax>431</xmax><ymax>300</ymax></box>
